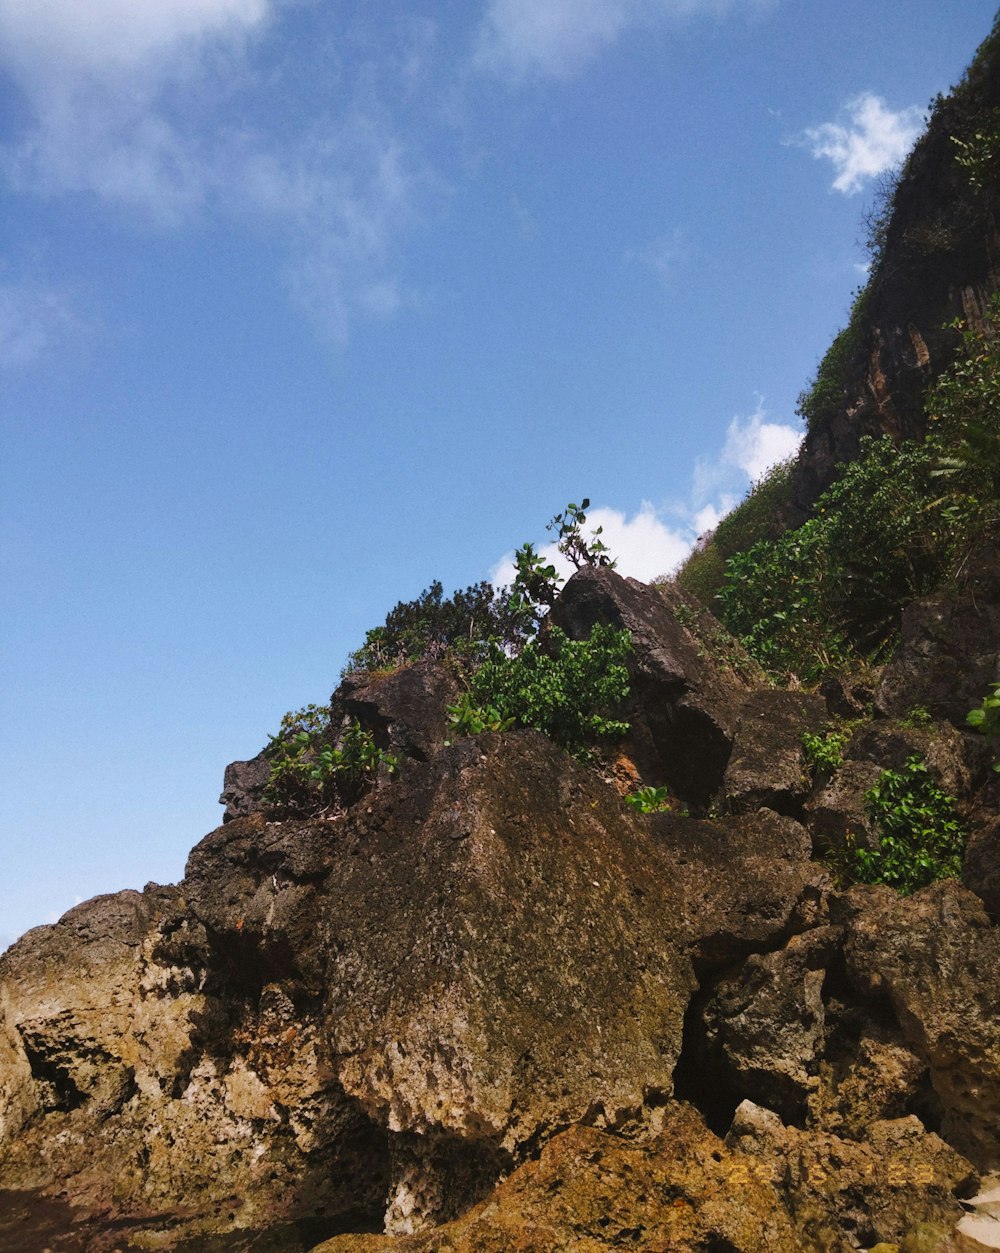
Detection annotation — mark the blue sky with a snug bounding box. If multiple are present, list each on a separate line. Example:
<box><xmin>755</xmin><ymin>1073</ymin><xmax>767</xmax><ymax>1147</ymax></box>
<box><xmin>2</xmin><ymin>0</ymin><xmax>996</xmax><ymax>947</ymax></box>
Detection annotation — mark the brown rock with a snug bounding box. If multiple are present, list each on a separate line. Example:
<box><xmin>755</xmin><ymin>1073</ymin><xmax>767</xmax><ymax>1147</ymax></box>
<box><xmin>314</xmin><ymin>1104</ymin><xmax>801</xmax><ymax>1253</ymax></box>
<box><xmin>840</xmin><ymin>880</ymin><xmax>1000</xmax><ymax>1169</ymax></box>
<box><xmin>723</xmin><ymin>688</ymin><xmax>829</xmax><ymax>816</ymax></box>
<box><xmin>549</xmin><ymin>566</ymin><xmax>753</xmax><ymax>805</ymax></box>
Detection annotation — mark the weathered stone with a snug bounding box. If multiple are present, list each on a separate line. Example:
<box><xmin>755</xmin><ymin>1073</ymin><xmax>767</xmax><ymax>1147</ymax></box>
<box><xmin>723</xmin><ymin>688</ymin><xmax>829</xmax><ymax>816</ymax></box>
<box><xmin>875</xmin><ymin>552</ymin><xmax>1000</xmax><ymax>727</ymax></box>
<box><xmin>848</xmin><ymin>720</ymin><xmax>991</xmax><ymax>802</ymax></box>
<box><xmin>220</xmin><ymin>750</ymin><xmax>272</xmax><ymax>822</ymax></box>
<box><xmin>726</xmin><ymin>1100</ymin><xmax>977</xmax><ymax>1251</ymax></box>
<box><xmin>805</xmin><ymin>758</ymin><xmax>883</xmax><ymax>856</ymax></box>
<box><xmin>964</xmin><ymin>815</ymin><xmax>1000</xmax><ymax>922</ymax></box>
<box><xmin>315</xmin><ymin>1104</ymin><xmax>801</xmax><ymax>1253</ymax></box>
<box><xmin>652</xmin><ymin>808</ymin><xmax>829</xmax><ymax>974</ymax></box>
<box><xmin>549</xmin><ymin>566</ymin><xmax>753</xmax><ymax>805</ymax></box>
<box><xmin>701</xmin><ymin>927</ymin><xmax>842</xmax><ymax>1121</ymax></box>
<box><xmin>840</xmin><ymin>880</ymin><xmax>1000</xmax><ymax>1170</ymax></box>
<box><xmin>330</xmin><ymin>659</ymin><xmax>462</xmax><ymax>767</ymax></box>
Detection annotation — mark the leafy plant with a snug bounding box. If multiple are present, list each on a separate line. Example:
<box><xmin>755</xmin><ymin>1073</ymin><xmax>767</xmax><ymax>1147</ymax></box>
<box><xmin>848</xmin><ymin>756</ymin><xmax>966</xmax><ymax>895</ymax></box>
<box><xmin>446</xmin><ymin>693</ymin><xmax>515</xmax><ymax>737</ymax></box>
<box><xmin>263</xmin><ymin>708</ymin><xmax>398</xmax><ymax>815</ymax></box>
<box><xmin>547</xmin><ymin>499</ymin><xmax>616</xmax><ymax>570</ymax></box>
<box><xmin>796</xmin><ymin>285</ymin><xmax>872</xmax><ymax>435</ymax></box>
<box><xmin>344</xmin><ymin>580</ymin><xmax>523</xmax><ymax>675</ymax></box>
<box><xmin>461</xmin><ymin>623</ymin><xmax>632</xmax><ymax>760</ymax></box>
<box><xmin>967</xmin><ymin>682</ymin><xmax>1000</xmax><ymax>772</ymax></box>
<box><xmin>802</xmin><ymin>727</ymin><xmax>850</xmax><ymax>775</ymax></box>
<box><xmin>625</xmin><ymin>785</ymin><xmax>671</xmax><ymax>814</ymax></box>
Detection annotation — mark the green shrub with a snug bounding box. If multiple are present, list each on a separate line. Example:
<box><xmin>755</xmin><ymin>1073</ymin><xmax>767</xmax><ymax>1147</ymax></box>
<box><xmin>797</xmin><ymin>286</ymin><xmax>872</xmax><ymax>435</ymax></box>
<box><xmin>802</xmin><ymin>727</ymin><xmax>850</xmax><ymax>775</ymax></box>
<box><xmin>344</xmin><ymin>580</ymin><xmax>523</xmax><ymax>675</ymax></box>
<box><xmin>967</xmin><ymin>682</ymin><xmax>1000</xmax><ymax>772</ymax></box>
<box><xmin>849</xmin><ymin>756</ymin><xmax>965</xmax><ymax>895</ymax></box>
<box><xmin>625</xmin><ymin>785</ymin><xmax>671</xmax><ymax>814</ymax></box>
<box><xmin>457</xmin><ymin>623</ymin><xmax>632</xmax><ymax>760</ymax></box>
<box><xmin>263</xmin><ymin>708</ymin><xmax>398</xmax><ymax>815</ymax></box>
<box><xmin>718</xmin><ymin>434</ymin><xmax>954</xmax><ymax>681</ymax></box>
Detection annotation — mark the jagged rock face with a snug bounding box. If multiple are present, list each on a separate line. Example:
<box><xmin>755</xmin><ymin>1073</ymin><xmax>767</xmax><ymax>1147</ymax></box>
<box><xmin>723</xmin><ymin>689</ymin><xmax>829</xmax><ymax>817</ymax></box>
<box><xmin>0</xmin><ymin>732</ymin><xmax>703</xmax><ymax>1247</ymax></box>
<box><xmin>549</xmin><ymin>566</ymin><xmax>752</xmax><ymax>805</ymax></box>
<box><xmin>329</xmin><ymin>659</ymin><xmax>461</xmax><ymax>766</ymax></box>
<box><xmin>317</xmin><ymin>1104</ymin><xmax>803</xmax><ymax>1253</ymax></box>
<box><xmin>840</xmin><ymin>880</ymin><xmax>1000</xmax><ymax>1171</ymax></box>
<box><xmin>792</xmin><ymin>25</ymin><xmax>1000</xmax><ymax>512</ymax></box>
<box><xmin>220</xmin><ymin>750</ymin><xmax>271</xmax><ymax>823</ymax></box>
<box><xmin>874</xmin><ymin>567</ymin><xmax>1000</xmax><ymax>727</ymax></box>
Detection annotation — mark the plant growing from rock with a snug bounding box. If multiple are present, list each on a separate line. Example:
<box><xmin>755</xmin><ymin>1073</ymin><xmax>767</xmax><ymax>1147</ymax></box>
<box><xmin>967</xmin><ymin>682</ymin><xmax>1000</xmax><ymax>772</ymax></box>
<box><xmin>453</xmin><ymin>623</ymin><xmax>632</xmax><ymax>761</ymax></box>
<box><xmin>625</xmin><ymin>785</ymin><xmax>671</xmax><ymax>814</ymax></box>
<box><xmin>849</xmin><ymin>755</ymin><xmax>966</xmax><ymax>895</ymax></box>
<box><xmin>801</xmin><ymin>726</ymin><xmax>851</xmax><ymax>776</ymax></box>
<box><xmin>263</xmin><ymin>707</ymin><xmax>398</xmax><ymax>815</ymax></box>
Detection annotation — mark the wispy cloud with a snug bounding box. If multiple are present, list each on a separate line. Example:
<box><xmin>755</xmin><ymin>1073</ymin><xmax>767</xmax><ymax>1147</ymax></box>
<box><xmin>625</xmin><ymin>228</ymin><xmax>692</xmax><ymax>284</ymax></box>
<box><xmin>693</xmin><ymin>399</ymin><xmax>802</xmax><ymax>504</ymax></box>
<box><xmin>0</xmin><ymin>280</ymin><xmax>79</xmax><ymax>368</ymax></box>
<box><xmin>475</xmin><ymin>0</ymin><xmax>768</xmax><ymax>81</ymax></box>
<box><xmin>800</xmin><ymin>93</ymin><xmax>925</xmax><ymax>195</ymax></box>
<box><xmin>0</xmin><ymin>0</ymin><xmax>430</xmax><ymax>342</ymax></box>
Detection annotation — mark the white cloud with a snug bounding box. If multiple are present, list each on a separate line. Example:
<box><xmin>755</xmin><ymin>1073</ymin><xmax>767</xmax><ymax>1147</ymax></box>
<box><xmin>693</xmin><ymin>400</ymin><xmax>801</xmax><ymax>502</ymax></box>
<box><xmin>0</xmin><ymin>0</ymin><xmax>269</xmax><ymax>79</ymax></box>
<box><xmin>491</xmin><ymin>502</ymin><xmax>692</xmax><ymax>588</ymax></box>
<box><xmin>475</xmin><ymin>0</ymin><xmax>763</xmax><ymax>81</ymax></box>
<box><xmin>802</xmin><ymin>93</ymin><xmax>924</xmax><ymax>195</ymax></box>
<box><xmin>0</xmin><ymin>0</ymin><xmax>429</xmax><ymax>341</ymax></box>
<box><xmin>0</xmin><ymin>280</ymin><xmax>78</xmax><ymax>368</ymax></box>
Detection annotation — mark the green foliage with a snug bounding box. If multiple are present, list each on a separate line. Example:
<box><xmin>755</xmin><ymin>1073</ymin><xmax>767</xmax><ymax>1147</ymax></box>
<box><xmin>263</xmin><ymin>709</ymin><xmax>398</xmax><ymax>815</ymax></box>
<box><xmin>901</xmin><ymin>705</ymin><xmax>932</xmax><ymax>728</ymax></box>
<box><xmin>802</xmin><ymin>727</ymin><xmax>850</xmax><ymax>775</ymax></box>
<box><xmin>797</xmin><ymin>286</ymin><xmax>872</xmax><ymax>435</ymax></box>
<box><xmin>673</xmin><ymin>541</ymin><xmax>726</xmax><ymax>608</ymax></box>
<box><xmin>952</xmin><ymin>109</ymin><xmax>1000</xmax><ymax>191</ymax></box>
<box><xmin>967</xmin><ymin>682</ymin><xmax>1000</xmax><ymax>772</ymax></box>
<box><xmin>462</xmin><ymin>623</ymin><xmax>632</xmax><ymax>759</ymax></box>
<box><xmin>849</xmin><ymin>756</ymin><xmax>966</xmax><ymax>895</ymax></box>
<box><xmin>625</xmin><ymin>785</ymin><xmax>671</xmax><ymax>814</ymax></box>
<box><xmin>718</xmin><ymin>434</ymin><xmax>954</xmax><ymax>681</ymax></box>
<box><xmin>445</xmin><ymin>693</ymin><xmax>515</xmax><ymax>737</ymax></box>
<box><xmin>344</xmin><ymin>580</ymin><xmax>522</xmax><ymax>675</ymax></box>
<box><xmin>547</xmin><ymin>499</ymin><xmax>616</xmax><ymax>570</ymax></box>
<box><xmin>674</xmin><ymin>460</ymin><xmax>797</xmax><ymax>609</ymax></box>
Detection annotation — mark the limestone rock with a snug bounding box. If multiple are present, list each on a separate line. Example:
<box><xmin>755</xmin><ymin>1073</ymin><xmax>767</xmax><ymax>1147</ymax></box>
<box><xmin>701</xmin><ymin>927</ymin><xmax>841</xmax><ymax>1121</ymax></box>
<box><xmin>840</xmin><ymin>880</ymin><xmax>1000</xmax><ymax>1169</ymax></box>
<box><xmin>315</xmin><ymin>1104</ymin><xmax>801</xmax><ymax>1253</ymax></box>
<box><xmin>330</xmin><ymin>658</ymin><xmax>462</xmax><ymax>766</ymax></box>
<box><xmin>220</xmin><ymin>750</ymin><xmax>271</xmax><ymax>823</ymax></box>
<box><xmin>652</xmin><ymin>808</ymin><xmax>829</xmax><ymax>974</ymax></box>
<box><xmin>804</xmin><ymin>758</ymin><xmax>883</xmax><ymax>857</ymax></box>
<box><xmin>723</xmin><ymin>688</ymin><xmax>829</xmax><ymax>816</ymax></box>
<box><xmin>549</xmin><ymin>566</ymin><xmax>752</xmax><ymax>805</ymax></box>
<box><xmin>726</xmin><ymin>1101</ymin><xmax>977</xmax><ymax>1251</ymax></box>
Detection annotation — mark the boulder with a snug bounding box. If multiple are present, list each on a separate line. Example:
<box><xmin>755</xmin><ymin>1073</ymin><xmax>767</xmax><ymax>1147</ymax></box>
<box><xmin>964</xmin><ymin>815</ymin><xmax>1000</xmax><ymax>922</ymax></box>
<box><xmin>804</xmin><ymin>758</ymin><xmax>883</xmax><ymax>857</ymax></box>
<box><xmin>220</xmin><ymin>749</ymin><xmax>271</xmax><ymax>822</ymax></box>
<box><xmin>726</xmin><ymin>1100</ymin><xmax>977</xmax><ymax>1251</ymax></box>
<box><xmin>723</xmin><ymin>689</ymin><xmax>829</xmax><ymax>817</ymax></box>
<box><xmin>330</xmin><ymin>659</ymin><xmax>462</xmax><ymax>766</ymax></box>
<box><xmin>840</xmin><ymin>880</ymin><xmax>1000</xmax><ymax>1170</ymax></box>
<box><xmin>549</xmin><ymin>567</ymin><xmax>753</xmax><ymax>805</ymax></box>
<box><xmin>701</xmin><ymin>927</ymin><xmax>841</xmax><ymax>1122</ymax></box>
<box><xmin>651</xmin><ymin>808</ymin><xmax>829</xmax><ymax>974</ymax></box>
<box><xmin>316</xmin><ymin>1103</ymin><xmax>802</xmax><ymax>1253</ymax></box>
<box><xmin>875</xmin><ymin>547</ymin><xmax>1000</xmax><ymax>726</ymax></box>
<box><xmin>0</xmin><ymin>731</ymin><xmax>697</xmax><ymax>1245</ymax></box>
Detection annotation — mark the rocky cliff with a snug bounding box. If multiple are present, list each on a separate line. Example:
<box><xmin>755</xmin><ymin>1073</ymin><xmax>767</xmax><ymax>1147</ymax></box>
<box><xmin>1</xmin><ymin>564</ymin><xmax>999</xmax><ymax>1252</ymax></box>
<box><xmin>793</xmin><ymin>14</ymin><xmax>1000</xmax><ymax>513</ymax></box>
